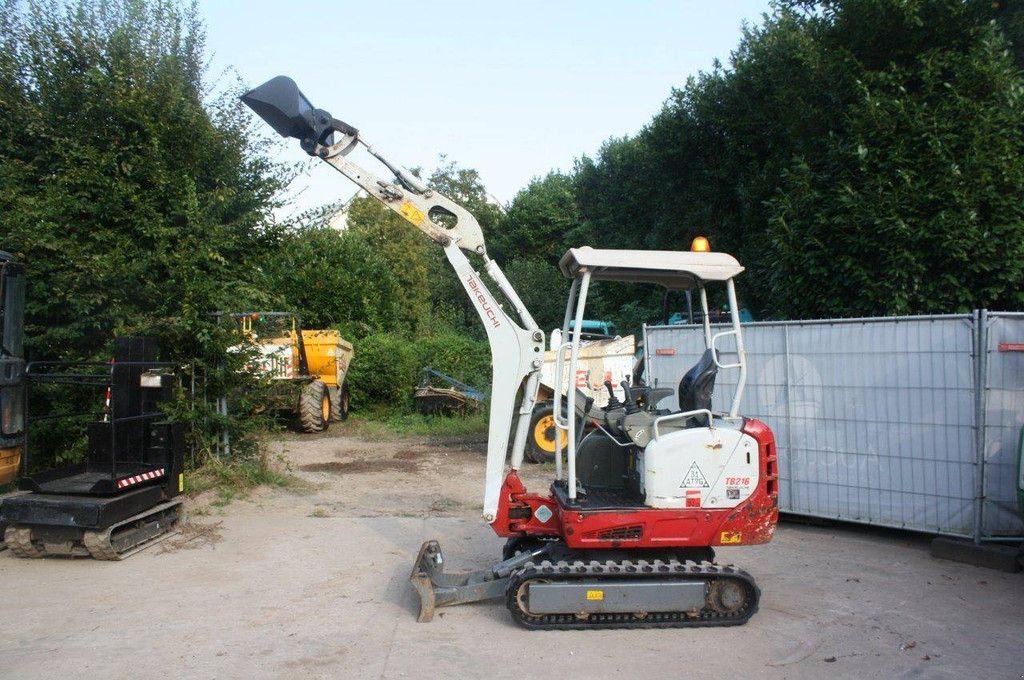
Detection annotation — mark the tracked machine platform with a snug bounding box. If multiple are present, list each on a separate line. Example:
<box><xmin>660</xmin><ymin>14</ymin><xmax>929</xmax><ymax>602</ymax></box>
<box><xmin>1</xmin><ymin>337</ymin><xmax>185</xmax><ymax>560</ymax></box>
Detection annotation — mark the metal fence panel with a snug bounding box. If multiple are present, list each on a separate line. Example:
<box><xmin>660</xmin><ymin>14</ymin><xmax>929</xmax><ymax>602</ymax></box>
<box><xmin>645</xmin><ymin>316</ymin><xmax>980</xmax><ymax>537</ymax></box>
<box><xmin>983</xmin><ymin>313</ymin><xmax>1024</xmax><ymax>538</ymax></box>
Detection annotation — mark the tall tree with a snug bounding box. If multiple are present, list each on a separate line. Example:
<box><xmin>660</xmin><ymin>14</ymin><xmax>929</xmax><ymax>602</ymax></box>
<box><xmin>254</xmin><ymin>226</ymin><xmax>404</xmax><ymax>337</ymax></box>
<box><xmin>572</xmin><ymin>0</ymin><xmax>1024</xmax><ymax>319</ymax></box>
<box><xmin>345</xmin><ymin>196</ymin><xmax>432</xmax><ymax>336</ymax></box>
<box><xmin>763</xmin><ymin>0</ymin><xmax>1024</xmax><ymax>316</ymax></box>
<box><xmin>0</xmin><ymin>0</ymin><xmax>283</xmax><ymax>361</ymax></box>
<box><xmin>494</xmin><ymin>171</ymin><xmax>580</xmax><ymax>264</ymax></box>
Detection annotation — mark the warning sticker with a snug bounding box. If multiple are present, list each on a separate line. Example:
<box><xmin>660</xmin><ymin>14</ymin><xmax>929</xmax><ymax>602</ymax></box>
<box><xmin>399</xmin><ymin>201</ymin><xmax>426</xmax><ymax>226</ymax></box>
<box><xmin>720</xmin><ymin>531</ymin><xmax>742</xmax><ymax>544</ymax></box>
<box><xmin>680</xmin><ymin>462</ymin><xmax>710</xmax><ymax>489</ymax></box>
<box><xmin>685</xmin><ymin>489</ymin><xmax>701</xmax><ymax>508</ymax></box>
<box><xmin>726</xmin><ymin>488</ymin><xmax>740</xmax><ymax>500</ymax></box>
<box><xmin>586</xmin><ymin>590</ymin><xmax>604</xmax><ymax>601</ymax></box>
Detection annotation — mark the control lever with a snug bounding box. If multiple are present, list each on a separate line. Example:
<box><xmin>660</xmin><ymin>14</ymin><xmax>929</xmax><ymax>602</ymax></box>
<box><xmin>603</xmin><ymin>380</ymin><xmax>622</xmax><ymax>410</ymax></box>
<box><xmin>620</xmin><ymin>380</ymin><xmax>641</xmax><ymax>415</ymax></box>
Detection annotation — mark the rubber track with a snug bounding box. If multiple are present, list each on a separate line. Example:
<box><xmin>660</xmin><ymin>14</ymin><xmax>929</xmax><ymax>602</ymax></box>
<box><xmin>4</xmin><ymin>526</ymin><xmax>44</xmax><ymax>558</ymax></box>
<box><xmin>506</xmin><ymin>559</ymin><xmax>759</xmax><ymax>630</ymax></box>
<box><xmin>82</xmin><ymin>501</ymin><xmax>184</xmax><ymax>560</ymax></box>
<box><xmin>4</xmin><ymin>502</ymin><xmax>183</xmax><ymax>560</ymax></box>
<box><xmin>82</xmin><ymin>528</ymin><xmax>120</xmax><ymax>560</ymax></box>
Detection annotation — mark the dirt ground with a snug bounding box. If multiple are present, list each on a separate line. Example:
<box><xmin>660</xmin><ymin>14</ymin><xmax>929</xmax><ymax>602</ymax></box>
<box><xmin>1</xmin><ymin>427</ymin><xmax>1021</xmax><ymax>680</ymax></box>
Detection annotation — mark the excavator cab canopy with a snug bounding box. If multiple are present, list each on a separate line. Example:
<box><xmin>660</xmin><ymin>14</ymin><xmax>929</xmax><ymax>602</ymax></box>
<box><xmin>552</xmin><ymin>244</ymin><xmax>750</xmax><ymax>499</ymax></box>
<box><xmin>558</xmin><ymin>246</ymin><xmax>744</xmax><ymax>289</ymax></box>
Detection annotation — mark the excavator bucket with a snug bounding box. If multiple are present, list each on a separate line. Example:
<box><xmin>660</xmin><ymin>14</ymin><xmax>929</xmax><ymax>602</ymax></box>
<box><xmin>409</xmin><ymin>540</ymin><xmax>519</xmax><ymax>622</ymax></box>
<box><xmin>240</xmin><ymin>76</ymin><xmax>358</xmax><ymax>152</ymax></box>
<box><xmin>240</xmin><ymin>76</ymin><xmax>319</xmax><ymax>140</ymax></box>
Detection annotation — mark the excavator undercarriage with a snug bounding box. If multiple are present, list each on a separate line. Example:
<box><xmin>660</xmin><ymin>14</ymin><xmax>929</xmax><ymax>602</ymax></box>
<box><xmin>411</xmin><ymin>539</ymin><xmax>759</xmax><ymax>629</ymax></box>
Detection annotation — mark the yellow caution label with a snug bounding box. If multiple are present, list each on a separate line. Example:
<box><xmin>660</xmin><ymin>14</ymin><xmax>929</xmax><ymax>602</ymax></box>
<box><xmin>399</xmin><ymin>201</ymin><xmax>426</xmax><ymax>226</ymax></box>
<box><xmin>586</xmin><ymin>590</ymin><xmax>604</xmax><ymax>601</ymax></box>
<box><xmin>720</xmin><ymin>531</ymin><xmax>742</xmax><ymax>544</ymax></box>
<box><xmin>178</xmin><ymin>473</ymin><xmax>184</xmax><ymax>493</ymax></box>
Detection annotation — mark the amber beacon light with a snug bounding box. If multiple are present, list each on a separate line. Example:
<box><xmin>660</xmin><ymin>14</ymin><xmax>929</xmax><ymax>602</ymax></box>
<box><xmin>690</xmin><ymin>236</ymin><xmax>711</xmax><ymax>252</ymax></box>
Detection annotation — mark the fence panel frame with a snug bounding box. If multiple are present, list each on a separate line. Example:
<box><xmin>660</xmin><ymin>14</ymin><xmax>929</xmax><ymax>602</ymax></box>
<box><xmin>644</xmin><ymin>311</ymin><xmax>1022</xmax><ymax>541</ymax></box>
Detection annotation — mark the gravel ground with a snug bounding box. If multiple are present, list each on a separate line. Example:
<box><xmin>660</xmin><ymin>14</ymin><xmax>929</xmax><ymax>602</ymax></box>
<box><xmin>0</xmin><ymin>427</ymin><xmax>1020</xmax><ymax>679</ymax></box>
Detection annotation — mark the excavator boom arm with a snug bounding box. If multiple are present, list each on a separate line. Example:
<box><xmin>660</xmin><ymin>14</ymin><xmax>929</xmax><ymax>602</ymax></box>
<box><xmin>241</xmin><ymin>76</ymin><xmax>543</xmax><ymax>522</ymax></box>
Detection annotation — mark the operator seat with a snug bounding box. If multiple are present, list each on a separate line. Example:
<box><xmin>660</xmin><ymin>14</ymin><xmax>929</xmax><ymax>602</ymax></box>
<box><xmin>678</xmin><ymin>348</ymin><xmax>718</xmax><ymax>424</ymax></box>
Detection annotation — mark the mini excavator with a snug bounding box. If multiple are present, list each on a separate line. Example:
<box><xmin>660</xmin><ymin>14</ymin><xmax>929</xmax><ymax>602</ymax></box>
<box><xmin>242</xmin><ymin>76</ymin><xmax>779</xmax><ymax>629</ymax></box>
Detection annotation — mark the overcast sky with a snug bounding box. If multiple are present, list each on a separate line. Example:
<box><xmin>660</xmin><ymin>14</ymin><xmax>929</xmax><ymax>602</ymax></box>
<box><xmin>199</xmin><ymin>0</ymin><xmax>774</xmax><ymax>219</ymax></box>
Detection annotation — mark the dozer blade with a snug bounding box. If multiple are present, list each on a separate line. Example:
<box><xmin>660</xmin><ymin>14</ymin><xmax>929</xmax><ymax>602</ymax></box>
<box><xmin>409</xmin><ymin>539</ymin><xmax>545</xmax><ymax>623</ymax></box>
<box><xmin>410</xmin><ymin>540</ymin><xmax>444</xmax><ymax>622</ymax></box>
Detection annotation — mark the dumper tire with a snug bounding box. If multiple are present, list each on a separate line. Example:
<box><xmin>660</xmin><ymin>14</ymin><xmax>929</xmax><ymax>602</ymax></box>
<box><xmin>526</xmin><ymin>402</ymin><xmax>565</xmax><ymax>464</ymax></box>
<box><xmin>330</xmin><ymin>381</ymin><xmax>351</xmax><ymax>422</ymax></box>
<box><xmin>299</xmin><ymin>379</ymin><xmax>330</xmax><ymax>433</ymax></box>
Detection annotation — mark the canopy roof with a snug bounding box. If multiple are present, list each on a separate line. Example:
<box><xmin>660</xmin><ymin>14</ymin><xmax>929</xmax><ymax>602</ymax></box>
<box><xmin>558</xmin><ymin>246</ymin><xmax>744</xmax><ymax>289</ymax></box>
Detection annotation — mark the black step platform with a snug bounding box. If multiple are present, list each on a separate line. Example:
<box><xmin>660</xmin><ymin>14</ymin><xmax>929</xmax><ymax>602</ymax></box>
<box><xmin>0</xmin><ymin>485</ymin><xmax>163</xmax><ymax>530</ymax></box>
<box><xmin>553</xmin><ymin>482</ymin><xmax>647</xmax><ymax>511</ymax></box>
<box><xmin>18</xmin><ymin>462</ymin><xmax>165</xmax><ymax>496</ymax></box>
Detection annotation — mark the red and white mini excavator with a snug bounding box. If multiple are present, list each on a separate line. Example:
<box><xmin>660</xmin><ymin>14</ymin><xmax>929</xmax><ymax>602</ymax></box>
<box><xmin>242</xmin><ymin>77</ymin><xmax>779</xmax><ymax>630</ymax></box>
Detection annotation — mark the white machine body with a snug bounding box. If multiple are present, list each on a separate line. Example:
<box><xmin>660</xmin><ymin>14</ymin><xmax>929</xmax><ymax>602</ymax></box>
<box><xmin>641</xmin><ymin>425</ymin><xmax>760</xmax><ymax>509</ymax></box>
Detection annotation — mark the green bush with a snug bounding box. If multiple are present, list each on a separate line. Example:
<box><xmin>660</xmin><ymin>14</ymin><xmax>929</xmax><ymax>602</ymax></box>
<box><xmin>346</xmin><ymin>331</ymin><xmax>492</xmax><ymax>409</ymax></box>
<box><xmin>411</xmin><ymin>333</ymin><xmax>491</xmax><ymax>392</ymax></box>
<box><xmin>346</xmin><ymin>333</ymin><xmax>418</xmax><ymax>407</ymax></box>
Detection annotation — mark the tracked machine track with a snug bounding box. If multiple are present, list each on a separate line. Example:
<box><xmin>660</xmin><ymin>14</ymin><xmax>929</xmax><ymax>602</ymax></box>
<box><xmin>4</xmin><ymin>499</ymin><xmax>184</xmax><ymax>560</ymax></box>
<box><xmin>5</xmin><ymin>526</ymin><xmax>47</xmax><ymax>558</ymax></box>
<box><xmin>85</xmin><ymin>499</ymin><xmax>184</xmax><ymax>560</ymax></box>
<box><xmin>506</xmin><ymin>559</ymin><xmax>759</xmax><ymax>630</ymax></box>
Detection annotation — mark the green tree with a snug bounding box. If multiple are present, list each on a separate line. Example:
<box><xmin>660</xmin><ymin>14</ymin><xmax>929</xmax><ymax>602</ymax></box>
<box><xmin>0</xmin><ymin>0</ymin><xmax>284</xmax><ymax>461</ymax></box>
<box><xmin>502</xmin><ymin>258</ymin><xmax>570</xmax><ymax>332</ymax></box>
<box><xmin>345</xmin><ymin>195</ymin><xmax>432</xmax><ymax>336</ymax></box>
<box><xmin>571</xmin><ymin>0</ymin><xmax>1024</xmax><ymax>318</ymax></box>
<box><xmin>496</xmin><ymin>172</ymin><xmax>580</xmax><ymax>264</ymax></box>
<box><xmin>0</xmin><ymin>0</ymin><xmax>283</xmax><ymax>360</ymax></box>
<box><xmin>254</xmin><ymin>226</ymin><xmax>404</xmax><ymax>336</ymax></box>
<box><xmin>763</xmin><ymin>0</ymin><xmax>1024</xmax><ymax>316</ymax></box>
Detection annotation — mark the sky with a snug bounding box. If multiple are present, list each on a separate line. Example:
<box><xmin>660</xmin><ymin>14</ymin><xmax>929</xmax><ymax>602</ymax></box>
<box><xmin>199</xmin><ymin>0</ymin><xmax>775</xmax><ymax>220</ymax></box>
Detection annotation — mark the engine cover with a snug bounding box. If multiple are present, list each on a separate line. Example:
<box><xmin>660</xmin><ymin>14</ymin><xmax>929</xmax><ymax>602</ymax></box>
<box><xmin>641</xmin><ymin>425</ymin><xmax>759</xmax><ymax>510</ymax></box>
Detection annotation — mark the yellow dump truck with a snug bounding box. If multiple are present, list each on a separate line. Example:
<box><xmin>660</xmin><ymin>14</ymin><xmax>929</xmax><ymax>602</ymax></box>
<box><xmin>235</xmin><ymin>313</ymin><xmax>353</xmax><ymax>432</ymax></box>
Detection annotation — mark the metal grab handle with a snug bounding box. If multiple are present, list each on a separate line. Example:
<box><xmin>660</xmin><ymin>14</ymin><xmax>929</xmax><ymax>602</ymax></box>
<box><xmin>710</xmin><ymin>329</ymin><xmax>743</xmax><ymax>369</ymax></box>
<box><xmin>652</xmin><ymin>409</ymin><xmax>714</xmax><ymax>440</ymax></box>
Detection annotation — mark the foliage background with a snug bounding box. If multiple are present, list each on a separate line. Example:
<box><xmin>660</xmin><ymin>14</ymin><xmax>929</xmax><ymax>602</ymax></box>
<box><xmin>2</xmin><ymin>0</ymin><xmax>1023</xmax><ymax>466</ymax></box>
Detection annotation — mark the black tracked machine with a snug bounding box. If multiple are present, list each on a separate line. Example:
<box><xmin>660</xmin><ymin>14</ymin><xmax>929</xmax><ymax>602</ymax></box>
<box><xmin>1</xmin><ymin>337</ymin><xmax>185</xmax><ymax>560</ymax></box>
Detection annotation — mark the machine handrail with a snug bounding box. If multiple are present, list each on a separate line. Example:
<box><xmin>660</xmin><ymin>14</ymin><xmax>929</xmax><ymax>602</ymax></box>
<box><xmin>652</xmin><ymin>409</ymin><xmax>715</xmax><ymax>440</ymax></box>
<box><xmin>551</xmin><ymin>342</ymin><xmax>573</xmax><ymax>429</ymax></box>
<box><xmin>710</xmin><ymin>329</ymin><xmax>743</xmax><ymax>369</ymax></box>
<box><xmin>22</xmin><ymin>364</ymin><xmax>175</xmax><ymax>482</ymax></box>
